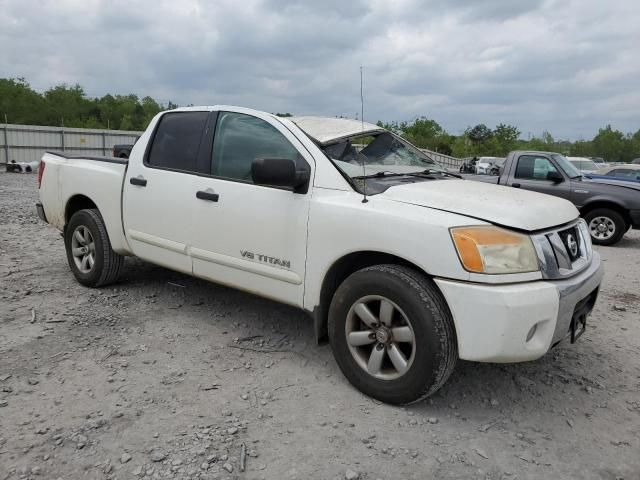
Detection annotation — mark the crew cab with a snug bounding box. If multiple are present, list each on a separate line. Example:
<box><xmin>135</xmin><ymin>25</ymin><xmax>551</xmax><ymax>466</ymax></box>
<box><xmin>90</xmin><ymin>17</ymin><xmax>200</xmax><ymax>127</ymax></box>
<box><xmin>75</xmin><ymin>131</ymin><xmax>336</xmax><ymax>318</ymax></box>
<box><xmin>36</xmin><ymin>107</ymin><xmax>603</xmax><ymax>404</ymax></box>
<box><xmin>470</xmin><ymin>151</ymin><xmax>640</xmax><ymax>246</ymax></box>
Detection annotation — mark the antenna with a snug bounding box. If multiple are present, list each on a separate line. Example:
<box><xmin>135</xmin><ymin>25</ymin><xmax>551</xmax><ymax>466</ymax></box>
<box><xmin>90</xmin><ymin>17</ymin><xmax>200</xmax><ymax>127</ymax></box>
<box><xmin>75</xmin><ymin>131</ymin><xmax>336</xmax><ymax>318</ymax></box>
<box><xmin>360</xmin><ymin>65</ymin><xmax>368</xmax><ymax>203</ymax></box>
<box><xmin>360</xmin><ymin>66</ymin><xmax>364</xmax><ymax>131</ymax></box>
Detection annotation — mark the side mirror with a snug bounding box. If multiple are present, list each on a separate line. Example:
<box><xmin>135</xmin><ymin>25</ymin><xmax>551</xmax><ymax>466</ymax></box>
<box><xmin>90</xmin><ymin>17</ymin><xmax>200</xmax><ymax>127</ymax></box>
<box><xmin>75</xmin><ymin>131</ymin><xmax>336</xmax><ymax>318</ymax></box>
<box><xmin>546</xmin><ymin>170</ymin><xmax>564</xmax><ymax>183</ymax></box>
<box><xmin>251</xmin><ymin>158</ymin><xmax>310</xmax><ymax>192</ymax></box>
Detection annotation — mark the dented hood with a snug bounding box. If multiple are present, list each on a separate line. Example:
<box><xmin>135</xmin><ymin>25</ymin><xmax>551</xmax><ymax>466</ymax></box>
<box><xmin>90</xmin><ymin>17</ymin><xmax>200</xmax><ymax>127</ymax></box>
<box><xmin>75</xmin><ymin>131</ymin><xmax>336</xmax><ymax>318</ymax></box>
<box><xmin>380</xmin><ymin>179</ymin><xmax>579</xmax><ymax>231</ymax></box>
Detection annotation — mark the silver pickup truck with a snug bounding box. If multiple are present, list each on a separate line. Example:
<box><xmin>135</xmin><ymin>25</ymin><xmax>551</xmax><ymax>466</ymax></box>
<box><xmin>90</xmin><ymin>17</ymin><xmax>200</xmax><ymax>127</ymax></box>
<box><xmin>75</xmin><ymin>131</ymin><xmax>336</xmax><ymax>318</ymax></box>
<box><xmin>470</xmin><ymin>151</ymin><xmax>640</xmax><ymax>246</ymax></box>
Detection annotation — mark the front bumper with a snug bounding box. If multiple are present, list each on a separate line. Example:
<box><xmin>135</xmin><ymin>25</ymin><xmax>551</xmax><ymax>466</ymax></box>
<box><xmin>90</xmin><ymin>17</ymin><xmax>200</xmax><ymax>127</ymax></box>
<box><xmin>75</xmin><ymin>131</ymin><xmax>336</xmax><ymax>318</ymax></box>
<box><xmin>435</xmin><ymin>252</ymin><xmax>603</xmax><ymax>363</ymax></box>
<box><xmin>36</xmin><ymin>201</ymin><xmax>48</xmax><ymax>223</ymax></box>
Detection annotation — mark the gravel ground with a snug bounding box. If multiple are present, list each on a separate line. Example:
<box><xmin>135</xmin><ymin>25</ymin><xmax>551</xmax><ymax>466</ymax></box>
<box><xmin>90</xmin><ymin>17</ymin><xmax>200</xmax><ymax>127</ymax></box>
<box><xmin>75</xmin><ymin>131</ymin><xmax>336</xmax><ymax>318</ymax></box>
<box><xmin>1</xmin><ymin>171</ymin><xmax>639</xmax><ymax>480</ymax></box>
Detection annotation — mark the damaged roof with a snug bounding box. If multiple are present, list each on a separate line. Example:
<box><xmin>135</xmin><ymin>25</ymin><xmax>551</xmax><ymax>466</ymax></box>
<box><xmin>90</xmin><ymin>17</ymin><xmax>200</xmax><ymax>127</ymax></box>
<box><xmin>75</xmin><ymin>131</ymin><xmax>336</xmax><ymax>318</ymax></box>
<box><xmin>290</xmin><ymin>116</ymin><xmax>385</xmax><ymax>145</ymax></box>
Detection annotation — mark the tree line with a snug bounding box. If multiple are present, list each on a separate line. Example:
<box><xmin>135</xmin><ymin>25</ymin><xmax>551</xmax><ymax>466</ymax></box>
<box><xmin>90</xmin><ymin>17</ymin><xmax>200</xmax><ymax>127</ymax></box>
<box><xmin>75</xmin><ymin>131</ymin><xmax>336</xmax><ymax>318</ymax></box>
<box><xmin>377</xmin><ymin>118</ymin><xmax>640</xmax><ymax>162</ymax></box>
<box><xmin>2</xmin><ymin>78</ymin><xmax>638</xmax><ymax>161</ymax></box>
<box><xmin>0</xmin><ymin>78</ymin><xmax>175</xmax><ymax>131</ymax></box>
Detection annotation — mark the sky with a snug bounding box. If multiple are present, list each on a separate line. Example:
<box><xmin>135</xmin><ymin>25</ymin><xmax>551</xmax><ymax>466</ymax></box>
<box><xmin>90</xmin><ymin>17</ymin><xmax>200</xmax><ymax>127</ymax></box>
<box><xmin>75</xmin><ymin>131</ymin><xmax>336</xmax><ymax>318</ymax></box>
<box><xmin>1</xmin><ymin>0</ymin><xmax>639</xmax><ymax>139</ymax></box>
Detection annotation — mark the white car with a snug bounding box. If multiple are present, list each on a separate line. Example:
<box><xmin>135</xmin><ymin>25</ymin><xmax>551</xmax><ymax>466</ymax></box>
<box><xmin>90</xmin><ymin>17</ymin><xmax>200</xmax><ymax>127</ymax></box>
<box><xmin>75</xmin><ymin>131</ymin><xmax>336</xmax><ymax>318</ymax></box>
<box><xmin>36</xmin><ymin>106</ymin><xmax>603</xmax><ymax>404</ymax></box>
<box><xmin>567</xmin><ymin>156</ymin><xmax>600</xmax><ymax>175</ymax></box>
<box><xmin>474</xmin><ymin>156</ymin><xmax>503</xmax><ymax>175</ymax></box>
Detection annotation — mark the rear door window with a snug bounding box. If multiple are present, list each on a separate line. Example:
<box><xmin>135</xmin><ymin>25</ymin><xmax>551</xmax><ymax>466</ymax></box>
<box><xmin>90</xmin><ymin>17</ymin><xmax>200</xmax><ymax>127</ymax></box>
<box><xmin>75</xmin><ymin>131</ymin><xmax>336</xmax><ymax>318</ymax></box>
<box><xmin>146</xmin><ymin>112</ymin><xmax>209</xmax><ymax>174</ymax></box>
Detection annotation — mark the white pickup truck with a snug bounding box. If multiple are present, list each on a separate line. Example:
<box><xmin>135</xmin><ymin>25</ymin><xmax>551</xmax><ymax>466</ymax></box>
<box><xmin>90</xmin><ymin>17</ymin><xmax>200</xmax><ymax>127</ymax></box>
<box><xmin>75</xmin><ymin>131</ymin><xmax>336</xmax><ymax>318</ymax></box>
<box><xmin>37</xmin><ymin>106</ymin><xmax>603</xmax><ymax>404</ymax></box>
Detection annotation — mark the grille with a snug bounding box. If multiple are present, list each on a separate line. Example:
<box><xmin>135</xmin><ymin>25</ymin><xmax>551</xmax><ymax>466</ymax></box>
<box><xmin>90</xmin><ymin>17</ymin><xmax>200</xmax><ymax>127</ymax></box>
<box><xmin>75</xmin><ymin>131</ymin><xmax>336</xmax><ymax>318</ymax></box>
<box><xmin>558</xmin><ymin>226</ymin><xmax>582</xmax><ymax>262</ymax></box>
<box><xmin>532</xmin><ymin>220</ymin><xmax>592</xmax><ymax>279</ymax></box>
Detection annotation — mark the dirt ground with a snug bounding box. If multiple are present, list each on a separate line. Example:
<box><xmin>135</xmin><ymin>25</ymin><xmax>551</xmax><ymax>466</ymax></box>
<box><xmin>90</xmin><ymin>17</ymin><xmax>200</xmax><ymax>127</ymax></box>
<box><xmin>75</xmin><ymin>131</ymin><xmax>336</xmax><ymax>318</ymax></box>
<box><xmin>1</xmin><ymin>171</ymin><xmax>639</xmax><ymax>480</ymax></box>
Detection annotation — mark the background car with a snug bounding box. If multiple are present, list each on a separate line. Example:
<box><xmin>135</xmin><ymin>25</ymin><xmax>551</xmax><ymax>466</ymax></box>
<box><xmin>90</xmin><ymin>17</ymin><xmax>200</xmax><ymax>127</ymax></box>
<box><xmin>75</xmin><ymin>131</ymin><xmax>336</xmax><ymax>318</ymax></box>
<box><xmin>488</xmin><ymin>157</ymin><xmax>506</xmax><ymax>175</ymax></box>
<box><xmin>632</xmin><ymin>158</ymin><xmax>640</xmax><ymax>165</ymax></box>
<box><xmin>459</xmin><ymin>157</ymin><xmax>478</xmax><ymax>173</ymax></box>
<box><xmin>475</xmin><ymin>156</ymin><xmax>503</xmax><ymax>175</ymax></box>
<box><xmin>590</xmin><ymin>157</ymin><xmax>609</xmax><ymax>168</ymax></box>
<box><xmin>585</xmin><ymin>164</ymin><xmax>640</xmax><ymax>184</ymax></box>
<box><xmin>567</xmin><ymin>156</ymin><xmax>599</xmax><ymax>175</ymax></box>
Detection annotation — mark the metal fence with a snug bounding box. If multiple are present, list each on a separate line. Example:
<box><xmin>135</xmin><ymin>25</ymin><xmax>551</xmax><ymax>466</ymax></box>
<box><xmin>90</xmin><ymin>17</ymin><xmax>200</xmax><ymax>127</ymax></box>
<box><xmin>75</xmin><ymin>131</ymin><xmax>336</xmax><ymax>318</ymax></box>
<box><xmin>420</xmin><ymin>149</ymin><xmax>465</xmax><ymax>170</ymax></box>
<box><xmin>0</xmin><ymin>123</ymin><xmax>467</xmax><ymax>171</ymax></box>
<box><xmin>1</xmin><ymin>124</ymin><xmax>142</xmax><ymax>165</ymax></box>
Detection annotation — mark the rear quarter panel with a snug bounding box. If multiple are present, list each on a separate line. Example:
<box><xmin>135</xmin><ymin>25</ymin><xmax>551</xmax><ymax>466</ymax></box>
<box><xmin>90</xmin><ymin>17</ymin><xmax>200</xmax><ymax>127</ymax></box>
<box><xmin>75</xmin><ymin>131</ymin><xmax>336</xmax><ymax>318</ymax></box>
<box><xmin>39</xmin><ymin>153</ymin><xmax>131</xmax><ymax>254</ymax></box>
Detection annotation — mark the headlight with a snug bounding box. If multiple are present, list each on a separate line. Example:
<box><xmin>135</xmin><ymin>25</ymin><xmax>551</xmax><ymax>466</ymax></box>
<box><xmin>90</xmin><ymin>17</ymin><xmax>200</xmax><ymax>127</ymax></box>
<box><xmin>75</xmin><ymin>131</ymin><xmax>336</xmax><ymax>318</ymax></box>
<box><xmin>450</xmin><ymin>226</ymin><xmax>539</xmax><ymax>274</ymax></box>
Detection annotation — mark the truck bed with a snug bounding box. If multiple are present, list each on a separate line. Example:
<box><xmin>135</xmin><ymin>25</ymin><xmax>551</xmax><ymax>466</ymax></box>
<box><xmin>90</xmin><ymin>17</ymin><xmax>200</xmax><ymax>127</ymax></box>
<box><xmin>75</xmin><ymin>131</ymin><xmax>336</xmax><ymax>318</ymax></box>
<box><xmin>38</xmin><ymin>151</ymin><xmax>131</xmax><ymax>254</ymax></box>
<box><xmin>45</xmin><ymin>151</ymin><xmax>129</xmax><ymax>165</ymax></box>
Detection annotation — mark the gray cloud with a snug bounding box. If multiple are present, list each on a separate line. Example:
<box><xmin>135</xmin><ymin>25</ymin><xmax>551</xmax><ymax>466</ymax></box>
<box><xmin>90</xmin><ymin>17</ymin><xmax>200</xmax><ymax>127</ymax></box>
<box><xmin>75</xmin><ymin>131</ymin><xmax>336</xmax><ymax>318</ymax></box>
<box><xmin>0</xmin><ymin>0</ymin><xmax>638</xmax><ymax>139</ymax></box>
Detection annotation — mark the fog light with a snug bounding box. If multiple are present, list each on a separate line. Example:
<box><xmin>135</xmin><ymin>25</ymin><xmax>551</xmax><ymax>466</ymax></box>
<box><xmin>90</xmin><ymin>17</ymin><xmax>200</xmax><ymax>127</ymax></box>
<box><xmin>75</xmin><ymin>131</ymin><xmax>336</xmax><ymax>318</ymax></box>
<box><xmin>526</xmin><ymin>324</ymin><xmax>538</xmax><ymax>342</ymax></box>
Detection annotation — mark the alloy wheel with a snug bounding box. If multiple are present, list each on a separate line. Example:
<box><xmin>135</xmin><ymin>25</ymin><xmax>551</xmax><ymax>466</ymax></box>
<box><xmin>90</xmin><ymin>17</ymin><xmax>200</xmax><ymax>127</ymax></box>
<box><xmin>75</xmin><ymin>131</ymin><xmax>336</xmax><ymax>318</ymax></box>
<box><xmin>345</xmin><ymin>295</ymin><xmax>416</xmax><ymax>380</ymax></box>
<box><xmin>588</xmin><ymin>216</ymin><xmax>615</xmax><ymax>240</ymax></box>
<box><xmin>70</xmin><ymin>225</ymin><xmax>96</xmax><ymax>273</ymax></box>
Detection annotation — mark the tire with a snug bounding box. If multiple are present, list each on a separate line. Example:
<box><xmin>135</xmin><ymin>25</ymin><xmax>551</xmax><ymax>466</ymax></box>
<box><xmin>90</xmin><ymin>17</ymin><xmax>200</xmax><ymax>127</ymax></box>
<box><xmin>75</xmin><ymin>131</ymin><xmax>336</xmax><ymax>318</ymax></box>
<box><xmin>583</xmin><ymin>208</ymin><xmax>626</xmax><ymax>246</ymax></box>
<box><xmin>328</xmin><ymin>265</ymin><xmax>457</xmax><ymax>405</ymax></box>
<box><xmin>64</xmin><ymin>209</ymin><xmax>124</xmax><ymax>287</ymax></box>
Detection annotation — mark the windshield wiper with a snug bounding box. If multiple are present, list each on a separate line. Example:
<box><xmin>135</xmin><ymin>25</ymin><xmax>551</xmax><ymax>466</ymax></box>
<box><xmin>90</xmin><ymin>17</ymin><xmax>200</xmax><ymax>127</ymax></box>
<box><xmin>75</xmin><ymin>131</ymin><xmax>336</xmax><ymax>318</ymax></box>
<box><xmin>413</xmin><ymin>169</ymin><xmax>462</xmax><ymax>179</ymax></box>
<box><xmin>353</xmin><ymin>171</ymin><xmax>405</xmax><ymax>179</ymax></box>
<box><xmin>354</xmin><ymin>169</ymin><xmax>462</xmax><ymax>180</ymax></box>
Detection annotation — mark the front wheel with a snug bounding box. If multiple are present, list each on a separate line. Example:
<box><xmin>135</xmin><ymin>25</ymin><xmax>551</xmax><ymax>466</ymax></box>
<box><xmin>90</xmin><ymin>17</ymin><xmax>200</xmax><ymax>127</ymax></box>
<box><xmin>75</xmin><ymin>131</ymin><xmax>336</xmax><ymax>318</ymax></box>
<box><xmin>328</xmin><ymin>265</ymin><xmax>457</xmax><ymax>405</ymax></box>
<box><xmin>64</xmin><ymin>209</ymin><xmax>124</xmax><ymax>287</ymax></box>
<box><xmin>583</xmin><ymin>208</ymin><xmax>626</xmax><ymax>246</ymax></box>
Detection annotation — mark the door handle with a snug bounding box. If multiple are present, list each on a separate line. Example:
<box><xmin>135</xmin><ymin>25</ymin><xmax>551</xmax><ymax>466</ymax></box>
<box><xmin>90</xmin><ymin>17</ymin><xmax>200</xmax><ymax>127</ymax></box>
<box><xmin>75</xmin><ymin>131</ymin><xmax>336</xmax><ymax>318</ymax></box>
<box><xmin>130</xmin><ymin>176</ymin><xmax>147</xmax><ymax>187</ymax></box>
<box><xmin>196</xmin><ymin>190</ymin><xmax>219</xmax><ymax>202</ymax></box>
<box><xmin>512</xmin><ymin>183</ymin><xmax>521</xmax><ymax>188</ymax></box>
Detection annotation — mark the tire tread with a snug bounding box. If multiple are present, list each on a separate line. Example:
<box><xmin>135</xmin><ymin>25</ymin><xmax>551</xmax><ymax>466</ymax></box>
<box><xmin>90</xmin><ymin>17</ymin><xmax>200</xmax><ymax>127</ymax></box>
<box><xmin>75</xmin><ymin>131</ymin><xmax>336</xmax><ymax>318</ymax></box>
<box><xmin>328</xmin><ymin>264</ymin><xmax>458</xmax><ymax>404</ymax></box>
<box><xmin>66</xmin><ymin>209</ymin><xmax>124</xmax><ymax>287</ymax></box>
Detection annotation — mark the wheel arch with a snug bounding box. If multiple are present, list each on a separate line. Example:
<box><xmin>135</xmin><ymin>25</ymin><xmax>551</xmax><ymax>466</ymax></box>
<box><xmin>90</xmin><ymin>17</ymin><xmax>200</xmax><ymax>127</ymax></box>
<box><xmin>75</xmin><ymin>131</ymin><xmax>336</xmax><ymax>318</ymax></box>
<box><xmin>65</xmin><ymin>194</ymin><xmax>98</xmax><ymax>226</ymax></box>
<box><xmin>311</xmin><ymin>250</ymin><xmax>436</xmax><ymax>344</ymax></box>
<box><xmin>580</xmin><ymin>200</ymin><xmax>631</xmax><ymax>226</ymax></box>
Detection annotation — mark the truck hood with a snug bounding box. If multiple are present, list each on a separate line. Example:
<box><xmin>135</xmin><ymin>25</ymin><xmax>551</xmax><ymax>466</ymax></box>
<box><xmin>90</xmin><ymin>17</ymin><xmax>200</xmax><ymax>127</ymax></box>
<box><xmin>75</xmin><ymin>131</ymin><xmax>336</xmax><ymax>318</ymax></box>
<box><xmin>379</xmin><ymin>179</ymin><xmax>579</xmax><ymax>231</ymax></box>
<box><xmin>582</xmin><ymin>176</ymin><xmax>640</xmax><ymax>191</ymax></box>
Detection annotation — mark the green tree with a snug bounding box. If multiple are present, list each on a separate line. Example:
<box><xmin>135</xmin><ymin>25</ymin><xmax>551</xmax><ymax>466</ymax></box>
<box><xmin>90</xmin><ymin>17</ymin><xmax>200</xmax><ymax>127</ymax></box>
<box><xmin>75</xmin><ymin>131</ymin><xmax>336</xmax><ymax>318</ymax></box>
<box><xmin>42</xmin><ymin>84</ymin><xmax>91</xmax><ymax>127</ymax></box>
<box><xmin>569</xmin><ymin>140</ymin><xmax>594</xmax><ymax>157</ymax></box>
<box><xmin>401</xmin><ymin>117</ymin><xmax>445</xmax><ymax>150</ymax></box>
<box><xmin>592</xmin><ymin>125</ymin><xmax>626</xmax><ymax>162</ymax></box>
<box><xmin>493</xmin><ymin>123</ymin><xmax>521</xmax><ymax>155</ymax></box>
<box><xmin>0</xmin><ymin>78</ymin><xmax>47</xmax><ymax>124</ymax></box>
<box><xmin>466</xmin><ymin>124</ymin><xmax>493</xmax><ymax>143</ymax></box>
<box><xmin>119</xmin><ymin>114</ymin><xmax>135</xmax><ymax>131</ymax></box>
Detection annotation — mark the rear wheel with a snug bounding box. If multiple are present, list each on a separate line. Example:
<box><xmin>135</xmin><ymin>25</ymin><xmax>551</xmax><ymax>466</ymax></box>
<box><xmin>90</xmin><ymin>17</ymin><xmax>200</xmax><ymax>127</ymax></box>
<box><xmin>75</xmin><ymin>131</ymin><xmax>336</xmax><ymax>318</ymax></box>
<box><xmin>583</xmin><ymin>208</ymin><xmax>626</xmax><ymax>246</ymax></box>
<box><xmin>328</xmin><ymin>265</ymin><xmax>457</xmax><ymax>405</ymax></box>
<box><xmin>64</xmin><ymin>209</ymin><xmax>124</xmax><ymax>287</ymax></box>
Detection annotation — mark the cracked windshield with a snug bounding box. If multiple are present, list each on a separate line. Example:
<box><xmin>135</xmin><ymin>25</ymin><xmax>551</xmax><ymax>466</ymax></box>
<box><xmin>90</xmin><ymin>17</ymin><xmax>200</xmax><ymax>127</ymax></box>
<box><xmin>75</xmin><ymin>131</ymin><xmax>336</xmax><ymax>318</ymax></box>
<box><xmin>322</xmin><ymin>131</ymin><xmax>447</xmax><ymax>179</ymax></box>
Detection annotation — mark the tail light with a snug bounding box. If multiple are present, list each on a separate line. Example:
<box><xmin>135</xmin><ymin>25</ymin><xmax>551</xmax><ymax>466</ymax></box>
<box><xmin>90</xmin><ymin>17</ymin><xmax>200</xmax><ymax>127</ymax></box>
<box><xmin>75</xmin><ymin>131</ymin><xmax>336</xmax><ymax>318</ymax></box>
<box><xmin>37</xmin><ymin>160</ymin><xmax>46</xmax><ymax>188</ymax></box>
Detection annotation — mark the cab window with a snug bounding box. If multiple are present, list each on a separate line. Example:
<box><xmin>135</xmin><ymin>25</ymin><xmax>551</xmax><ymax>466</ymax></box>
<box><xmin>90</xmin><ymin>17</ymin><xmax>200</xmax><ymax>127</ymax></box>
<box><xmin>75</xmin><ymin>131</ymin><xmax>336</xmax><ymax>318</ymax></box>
<box><xmin>211</xmin><ymin>112</ymin><xmax>305</xmax><ymax>183</ymax></box>
<box><xmin>515</xmin><ymin>155</ymin><xmax>559</xmax><ymax>180</ymax></box>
